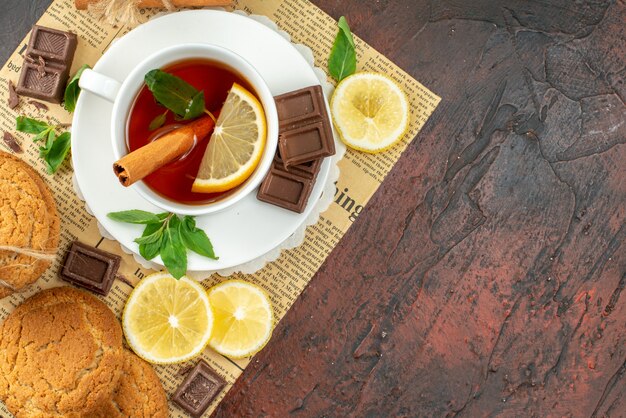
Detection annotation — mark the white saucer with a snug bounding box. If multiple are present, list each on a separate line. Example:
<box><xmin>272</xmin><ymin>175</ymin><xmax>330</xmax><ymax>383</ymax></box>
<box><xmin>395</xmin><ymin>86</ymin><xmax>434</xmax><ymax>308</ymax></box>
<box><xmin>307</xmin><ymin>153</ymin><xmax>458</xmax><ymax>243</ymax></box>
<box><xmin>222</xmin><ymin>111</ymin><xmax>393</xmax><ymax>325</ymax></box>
<box><xmin>72</xmin><ymin>10</ymin><xmax>332</xmax><ymax>271</ymax></box>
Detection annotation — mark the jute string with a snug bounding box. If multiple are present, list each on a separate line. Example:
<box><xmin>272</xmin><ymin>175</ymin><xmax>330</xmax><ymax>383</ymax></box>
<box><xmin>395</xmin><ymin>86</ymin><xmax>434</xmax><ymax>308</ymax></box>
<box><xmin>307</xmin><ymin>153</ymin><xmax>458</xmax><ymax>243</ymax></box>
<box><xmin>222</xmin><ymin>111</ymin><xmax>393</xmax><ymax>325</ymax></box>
<box><xmin>88</xmin><ymin>0</ymin><xmax>176</xmax><ymax>27</ymax></box>
<box><xmin>0</xmin><ymin>245</ymin><xmax>57</xmax><ymax>261</ymax></box>
<box><xmin>0</xmin><ymin>280</ymin><xmax>16</xmax><ymax>291</ymax></box>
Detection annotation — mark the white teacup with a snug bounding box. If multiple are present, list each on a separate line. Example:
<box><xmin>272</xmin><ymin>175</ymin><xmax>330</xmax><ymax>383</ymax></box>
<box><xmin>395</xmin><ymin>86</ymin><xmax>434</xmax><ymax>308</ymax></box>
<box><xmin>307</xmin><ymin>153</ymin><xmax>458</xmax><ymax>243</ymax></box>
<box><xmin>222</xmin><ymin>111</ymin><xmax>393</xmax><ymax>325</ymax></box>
<box><xmin>79</xmin><ymin>43</ymin><xmax>278</xmax><ymax>216</ymax></box>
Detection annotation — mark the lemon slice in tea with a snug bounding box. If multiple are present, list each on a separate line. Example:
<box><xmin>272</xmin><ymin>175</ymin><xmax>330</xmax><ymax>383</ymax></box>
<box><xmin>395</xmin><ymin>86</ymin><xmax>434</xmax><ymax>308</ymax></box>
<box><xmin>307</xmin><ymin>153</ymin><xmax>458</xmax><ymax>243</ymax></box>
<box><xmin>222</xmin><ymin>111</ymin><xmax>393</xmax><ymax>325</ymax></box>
<box><xmin>192</xmin><ymin>83</ymin><xmax>267</xmax><ymax>193</ymax></box>
<box><xmin>208</xmin><ymin>280</ymin><xmax>274</xmax><ymax>359</ymax></box>
<box><xmin>122</xmin><ymin>272</ymin><xmax>214</xmax><ymax>364</ymax></box>
<box><xmin>331</xmin><ymin>72</ymin><xmax>409</xmax><ymax>153</ymax></box>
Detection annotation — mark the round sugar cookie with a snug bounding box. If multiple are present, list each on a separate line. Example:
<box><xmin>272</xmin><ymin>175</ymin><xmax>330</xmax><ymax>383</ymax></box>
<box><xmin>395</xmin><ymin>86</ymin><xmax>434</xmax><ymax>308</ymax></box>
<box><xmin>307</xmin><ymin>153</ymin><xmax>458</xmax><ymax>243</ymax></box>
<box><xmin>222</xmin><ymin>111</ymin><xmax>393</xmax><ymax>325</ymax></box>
<box><xmin>93</xmin><ymin>349</ymin><xmax>168</xmax><ymax>418</ymax></box>
<box><xmin>0</xmin><ymin>151</ymin><xmax>60</xmax><ymax>299</ymax></box>
<box><xmin>0</xmin><ymin>287</ymin><xmax>124</xmax><ymax>417</ymax></box>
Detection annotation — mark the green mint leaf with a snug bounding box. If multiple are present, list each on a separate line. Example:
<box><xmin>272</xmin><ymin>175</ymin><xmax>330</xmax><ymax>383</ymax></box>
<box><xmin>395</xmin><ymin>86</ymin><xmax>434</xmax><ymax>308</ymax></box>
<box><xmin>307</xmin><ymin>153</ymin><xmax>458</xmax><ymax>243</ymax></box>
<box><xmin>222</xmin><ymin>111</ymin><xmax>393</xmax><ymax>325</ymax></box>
<box><xmin>182</xmin><ymin>215</ymin><xmax>196</xmax><ymax>229</ymax></box>
<box><xmin>328</xmin><ymin>16</ymin><xmax>357</xmax><ymax>82</ymax></box>
<box><xmin>32</xmin><ymin>127</ymin><xmax>52</xmax><ymax>143</ymax></box>
<box><xmin>63</xmin><ymin>64</ymin><xmax>91</xmax><ymax>113</ymax></box>
<box><xmin>148</xmin><ymin>110</ymin><xmax>168</xmax><ymax>131</ymax></box>
<box><xmin>144</xmin><ymin>69</ymin><xmax>205</xmax><ymax>120</ymax></box>
<box><xmin>38</xmin><ymin>129</ymin><xmax>55</xmax><ymax>159</ymax></box>
<box><xmin>16</xmin><ymin>116</ymin><xmax>51</xmax><ymax>134</ymax></box>
<box><xmin>45</xmin><ymin>129</ymin><xmax>56</xmax><ymax>150</ymax></box>
<box><xmin>180</xmin><ymin>216</ymin><xmax>218</xmax><ymax>260</ymax></box>
<box><xmin>160</xmin><ymin>216</ymin><xmax>187</xmax><ymax>279</ymax></box>
<box><xmin>338</xmin><ymin>16</ymin><xmax>355</xmax><ymax>48</ymax></box>
<box><xmin>44</xmin><ymin>132</ymin><xmax>71</xmax><ymax>174</ymax></box>
<box><xmin>134</xmin><ymin>227</ymin><xmax>164</xmax><ymax>245</ymax></box>
<box><xmin>108</xmin><ymin>210</ymin><xmax>161</xmax><ymax>224</ymax></box>
<box><xmin>186</xmin><ymin>91</ymin><xmax>205</xmax><ymax>121</ymax></box>
<box><xmin>138</xmin><ymin>222</ymin><xmax>163</xmax><ymax>260</ymax></box>
<box><xmin>17</xmin><ymin>117</ymin><xmax>71</xmax><ymax>174</ymax></box>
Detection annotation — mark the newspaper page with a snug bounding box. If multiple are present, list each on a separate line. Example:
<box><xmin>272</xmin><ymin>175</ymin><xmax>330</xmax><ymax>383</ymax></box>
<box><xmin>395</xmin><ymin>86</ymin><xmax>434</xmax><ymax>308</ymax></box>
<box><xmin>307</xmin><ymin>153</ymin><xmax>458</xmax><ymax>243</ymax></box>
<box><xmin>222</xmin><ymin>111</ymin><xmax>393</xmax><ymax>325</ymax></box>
<box><xmin>0</xmin><ymin>0</ymin><xmax>439</xmax><ymax>416</ymax></box>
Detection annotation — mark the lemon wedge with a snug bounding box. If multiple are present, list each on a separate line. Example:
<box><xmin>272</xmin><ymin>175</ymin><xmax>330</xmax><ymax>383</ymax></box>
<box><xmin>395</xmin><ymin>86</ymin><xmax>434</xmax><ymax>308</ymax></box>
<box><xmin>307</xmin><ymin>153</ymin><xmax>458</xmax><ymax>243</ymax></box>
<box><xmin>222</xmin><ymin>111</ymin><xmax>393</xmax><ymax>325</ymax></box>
<box><xmin>208</xmin><ymin>280</ymin><xmax>273</xmax><ymax>359</ymax></box>
<box><xmin>331</xmin><ymin>72</ymin><xmax>409</xmax><ymax>153</ymax></box>
<box><xmin>122</xmin><ymin>272</ymin><xmax>214</xmax><ymax>364</ymax></box>
<box><xmin>192</xmin><ymin>83</ymin><xmax>267</xmax><ymax>193</ymax></box>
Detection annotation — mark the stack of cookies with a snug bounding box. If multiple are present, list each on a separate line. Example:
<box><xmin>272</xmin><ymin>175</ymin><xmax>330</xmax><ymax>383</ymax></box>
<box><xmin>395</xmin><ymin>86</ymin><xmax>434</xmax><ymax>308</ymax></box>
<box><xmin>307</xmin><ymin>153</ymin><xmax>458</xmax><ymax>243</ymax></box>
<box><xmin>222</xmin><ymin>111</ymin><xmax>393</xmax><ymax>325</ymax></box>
<box><xmin>0</xmin><ymin>287</ymin><xmax>168</xmax><ymax>417</ymax></box>
<box><xmin>0</xmin><ymin>151</ymin><xmax>60</xmax><ymax>299</ymax></box>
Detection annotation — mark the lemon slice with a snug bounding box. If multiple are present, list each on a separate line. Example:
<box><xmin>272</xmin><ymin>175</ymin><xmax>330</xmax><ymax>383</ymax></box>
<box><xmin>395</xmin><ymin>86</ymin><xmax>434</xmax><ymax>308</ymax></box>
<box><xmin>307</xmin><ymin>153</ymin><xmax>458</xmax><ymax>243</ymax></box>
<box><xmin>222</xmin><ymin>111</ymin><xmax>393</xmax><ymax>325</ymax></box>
<box><xmin>331</xmin><ymin>72</ymin><xmax>409</xmax><ymax>153</ymax></box>
<box><xmin>122</xmin><ymin>272</ymin><xmax>214</xmax><ymax>364</ymax></box>
<box><xmin>208</xmin><ymin>280</ymin><xmax>273</xmax><ymax>359</ymax></box>
<box><xmin>192</xmin><ymin>83</ymin><xmax>267</xmax><ymax>193</ymax></box>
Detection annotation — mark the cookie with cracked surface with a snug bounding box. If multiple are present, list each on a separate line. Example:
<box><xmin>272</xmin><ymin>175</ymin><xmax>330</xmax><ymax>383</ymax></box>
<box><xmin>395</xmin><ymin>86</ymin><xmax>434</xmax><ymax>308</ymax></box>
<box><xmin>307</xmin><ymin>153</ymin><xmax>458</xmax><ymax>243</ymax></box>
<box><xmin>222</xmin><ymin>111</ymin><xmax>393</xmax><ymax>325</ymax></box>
<box><xmin>0</xmin><ymin>286</ymin><xmax>124</xmax><ymax>417</ymax></box>
<box><xmin>93</xmin><ymin>349</ymin><xmax>168</xmax><ymax>418</ymax></box>
<box><xmin>0</xmin><ymin>151</ymin><xmax>60</xmax><ymax>299</ymax></box>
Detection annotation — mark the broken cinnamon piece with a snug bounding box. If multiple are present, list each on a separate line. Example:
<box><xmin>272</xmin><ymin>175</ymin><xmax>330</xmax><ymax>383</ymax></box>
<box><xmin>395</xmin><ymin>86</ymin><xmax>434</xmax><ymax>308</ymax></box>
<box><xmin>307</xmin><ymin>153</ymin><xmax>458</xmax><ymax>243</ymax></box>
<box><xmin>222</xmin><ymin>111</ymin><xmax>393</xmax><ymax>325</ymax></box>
<box><xmin>7</xmin><ymin>80</ymin><xmax>19</xmax><ymax>109</ymax></box>
<box><xmin>113</xmin><ymin>115</ymin><xmax>215</xmax><ymax>187</ymax></box>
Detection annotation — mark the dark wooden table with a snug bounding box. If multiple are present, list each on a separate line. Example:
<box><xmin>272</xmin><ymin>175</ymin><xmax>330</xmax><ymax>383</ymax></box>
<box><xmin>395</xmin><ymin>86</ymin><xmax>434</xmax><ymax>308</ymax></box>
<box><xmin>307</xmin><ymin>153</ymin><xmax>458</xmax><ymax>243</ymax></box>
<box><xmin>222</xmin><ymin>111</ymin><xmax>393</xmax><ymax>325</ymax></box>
<box><xmin>2</xmin><ymin>1</ymin><xmax>625</xmax><ymax>416</ymax></box>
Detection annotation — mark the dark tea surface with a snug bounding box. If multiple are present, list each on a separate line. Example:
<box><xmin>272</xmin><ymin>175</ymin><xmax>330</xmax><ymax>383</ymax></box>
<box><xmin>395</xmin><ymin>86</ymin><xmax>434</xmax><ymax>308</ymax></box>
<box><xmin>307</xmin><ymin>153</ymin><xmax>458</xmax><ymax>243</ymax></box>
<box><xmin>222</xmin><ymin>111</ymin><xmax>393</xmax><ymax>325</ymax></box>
<box><xmin>127</xmin><ymin>59</ymin><xmax>250</xmax><ymax>204</ymax></box>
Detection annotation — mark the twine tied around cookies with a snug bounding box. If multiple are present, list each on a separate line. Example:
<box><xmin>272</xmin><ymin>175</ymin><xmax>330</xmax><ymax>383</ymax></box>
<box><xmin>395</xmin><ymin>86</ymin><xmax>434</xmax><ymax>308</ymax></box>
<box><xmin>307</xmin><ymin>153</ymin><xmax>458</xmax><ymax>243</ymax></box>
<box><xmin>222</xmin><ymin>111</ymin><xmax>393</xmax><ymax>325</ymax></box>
<box><xmin>0</xmin><ymin>280</ymin><xmax>16</xmax><ymax>291</ymax></box>
<box><xmin>0</xmin><ymin>245</ymin><xmax>57</xmax><ymax>262</ymax></box>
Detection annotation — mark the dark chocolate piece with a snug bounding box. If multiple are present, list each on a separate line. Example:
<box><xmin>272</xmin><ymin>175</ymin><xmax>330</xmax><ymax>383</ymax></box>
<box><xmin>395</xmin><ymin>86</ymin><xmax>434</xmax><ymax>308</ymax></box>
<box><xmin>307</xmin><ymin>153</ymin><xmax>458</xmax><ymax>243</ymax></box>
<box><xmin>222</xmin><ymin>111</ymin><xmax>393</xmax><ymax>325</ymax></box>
<box><xmin>3</xmin><ymin>132</ymin><xmax>22</xmax><ymax>153</ymax></box>
<box><xmin>16</xmin><ymin>25</ymin><xmax>77</xmax><ymax>104</ymax></box>
<box><xmin>115</xmin><ymin>273</ymin><xmax>134</xmax><ymax>288</ymax></box>
<box><xmin>61</xmin><ymin>241</ymin><xmax>121</xmax><ymax>296</ymax></box>
<box><xmin>278</xmin><ymin>120</ymin><xmax>335</xmax><ymax>167</ymax></box>
<box><xmin>261</xmin><ymin>85</ymin><xmax>334</xmax><ymax>212</ymax></box>
<box><xmin>28</xmin><ymin>26</ymin><xmax>77</xmax><ymax>65</ymax></box>
<box><xmin>274</xmin><ymin>151</ymin><xmax>321</xmax><ymax>180</ymax></box>
<box><xmin>177</xmin><ymin>364</ymin><xmax>194</xmax><ymax>378</ymax></box>
<box><xmin>28</xmin><ymin>100</ymin><xmax>49</xmax><ymax>111</ymax></box>
<box><xmin>274</xmin><ymin>85</ymin><xmax>327</xmax><ymax>131</ymax></box>
<box><xmin>16</xmin><ymin>61</ymin><xmax>68</xmax><ymax>104</ymax></box>
<box><xmin>257</xmin><ymin>166</ymin><xmax>314</xmax><ymax>213</ymax></box>
<box><xmin>36</xmin><ymin>56</ymin><xmax>47</xmax><ymax>78</ymax></box>
<box><xmin>7</xmin><ymin>80</ymin><xmax>19</xmax><ymax>109</ymax></box>
<box><xmin>173</xmin><ymin>360</ymin><xmax>226</xmax><ymax>418</ymax></box>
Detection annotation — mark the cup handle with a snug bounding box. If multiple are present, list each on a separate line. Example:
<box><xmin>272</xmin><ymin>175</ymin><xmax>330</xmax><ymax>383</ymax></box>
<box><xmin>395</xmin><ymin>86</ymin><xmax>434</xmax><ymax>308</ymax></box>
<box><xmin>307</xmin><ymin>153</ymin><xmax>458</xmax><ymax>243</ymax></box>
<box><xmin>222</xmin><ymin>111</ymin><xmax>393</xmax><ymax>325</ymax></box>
<box><xmin>78</xmin><ymin>69</ymin><xmax>121</xmax><ymax>103</ymax></box>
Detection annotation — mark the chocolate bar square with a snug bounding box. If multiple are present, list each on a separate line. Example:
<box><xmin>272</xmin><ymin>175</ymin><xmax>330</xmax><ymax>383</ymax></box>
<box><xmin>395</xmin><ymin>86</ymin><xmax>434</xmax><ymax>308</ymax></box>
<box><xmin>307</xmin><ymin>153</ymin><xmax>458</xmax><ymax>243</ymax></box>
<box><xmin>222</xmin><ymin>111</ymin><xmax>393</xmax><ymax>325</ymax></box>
<box><xmin>257</xmin><ymin>166</ymin><xmax>314</xmax><ymax>213</ymax></box>
<box><xmin>28</xmin><ymin>25</ymin><xmax>77</xmax><ymax>65</ymax></box>
<box><xmin>274</xmin><ymin>151</ymin><xmax>321</xmax><ymax>180</ymax></box>
<box><xmin>61</xmin><ymin>241</ymin><xmax>121</xmax><ymax>296</ymax></box>
<box><xmin>16</xmin><ymin>25</ymin><xmax>77</xmax><ymax>103</ymax></box>
<box><xmin>173</xmin><ymin>360</ymin><xmax>226</xmax><ymax>418</ymax></box>
<box><xmin>260</xmin><ymin>85</ymin><xmax>335</xmax><ymax>213</ymax></box>
<box><xmin>16</xmin><ymin>62</ymin><xmax>68</xmax><ymax>104</ymax></box>
<box><xmin>274</xmin><ymin>85</ymin><xmax>326</xmax><ymax>130</ymax></box>
<box><xmin>278</xmin><ymin>120</ymin><xmax>335</xmax><ymax>167</ymax></box>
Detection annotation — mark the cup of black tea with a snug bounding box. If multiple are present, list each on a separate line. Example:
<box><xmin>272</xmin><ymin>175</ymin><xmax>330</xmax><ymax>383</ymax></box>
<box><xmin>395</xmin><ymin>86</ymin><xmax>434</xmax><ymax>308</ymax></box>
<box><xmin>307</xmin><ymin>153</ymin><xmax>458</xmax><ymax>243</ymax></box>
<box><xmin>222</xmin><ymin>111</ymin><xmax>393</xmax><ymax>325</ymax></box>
<box><xmin>79</xmin><ymin>43</ymin><xmax>279</xmax><ymax>216</ymax></box>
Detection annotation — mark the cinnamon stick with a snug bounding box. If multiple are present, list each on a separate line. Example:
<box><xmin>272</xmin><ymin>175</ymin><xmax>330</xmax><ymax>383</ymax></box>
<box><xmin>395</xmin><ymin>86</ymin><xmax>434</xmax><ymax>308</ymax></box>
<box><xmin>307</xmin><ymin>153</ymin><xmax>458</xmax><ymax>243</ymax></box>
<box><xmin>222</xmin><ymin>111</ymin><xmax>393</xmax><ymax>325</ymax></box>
<box><xmin>75</xmin><ymin>0</ymin><xmax>233</xmax><ymax>9</ymax></box>
<box><xmin>113</xmin><ymin>116</ymin><xmax>214</xmax><ymax>187</ymax></box>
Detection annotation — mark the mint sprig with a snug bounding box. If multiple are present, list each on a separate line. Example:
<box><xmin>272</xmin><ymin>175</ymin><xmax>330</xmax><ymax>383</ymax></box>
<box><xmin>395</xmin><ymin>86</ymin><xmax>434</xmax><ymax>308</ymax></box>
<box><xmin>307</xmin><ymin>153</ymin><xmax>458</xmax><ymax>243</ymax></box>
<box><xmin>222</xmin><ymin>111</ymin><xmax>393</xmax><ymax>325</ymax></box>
<box><xmin>64</xmin><ymin>64</ymin><xmax>91</xmax><ymax>112</ymax></box>
<box><xmin>328</xmin><ymin>16</ymin><xmax>357</xmax><ymax>82</ymax></box>
<box><xmin>107</xmin><ymin>210</ymin><xmax>218</xmax><ymax>279</ymax></box>
<box><xmin>15</xmin><ymin>116</ymin><xmax>71</xmax><ymax>174</ymax></box>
